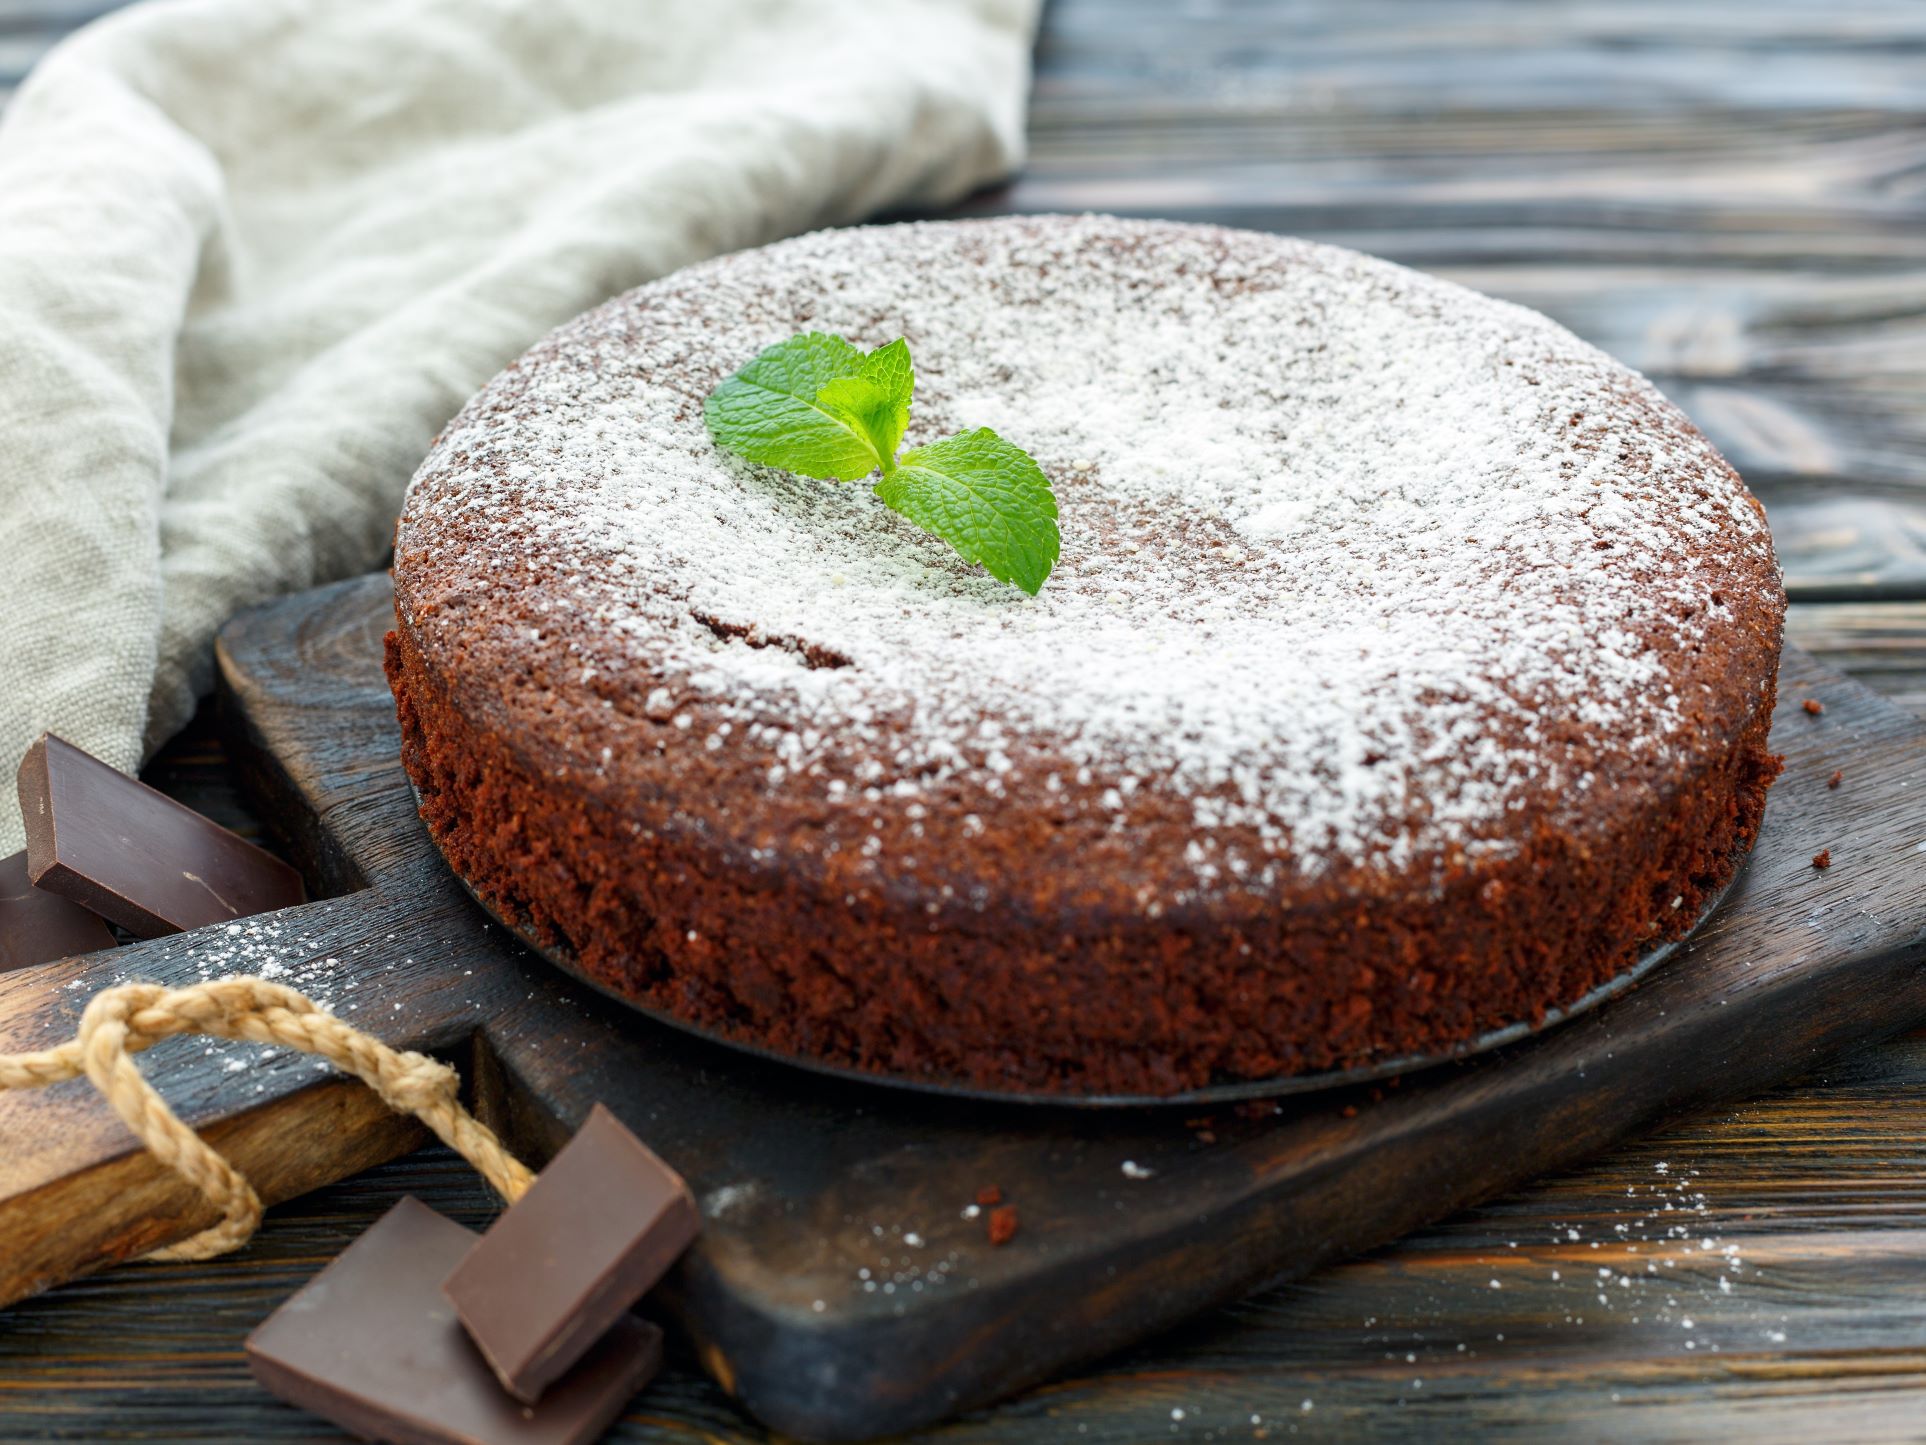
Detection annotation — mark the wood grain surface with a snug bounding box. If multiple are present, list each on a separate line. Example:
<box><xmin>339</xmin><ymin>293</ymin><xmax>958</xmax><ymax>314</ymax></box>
<box><xmin>6</xmin><ymin>1</ymin><xmax>1926</xmax><ymax>1441</ymax></box>
<box><xmin>14</xmin><ymin>572</ymin><xmax>1925</xmax><ymax>1442</ymax></box>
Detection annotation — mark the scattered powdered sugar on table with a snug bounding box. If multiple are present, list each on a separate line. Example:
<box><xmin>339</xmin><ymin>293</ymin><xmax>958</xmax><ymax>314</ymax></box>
<box><xmin>398</xmin><ymin>215</ymin><xmax>1777</xmax><ymax>884</ymax></box>
<box><xmin>1530</xmin><ymin>1163</ymin><xmax>1772</xmax><ymax>1347</ymax></box>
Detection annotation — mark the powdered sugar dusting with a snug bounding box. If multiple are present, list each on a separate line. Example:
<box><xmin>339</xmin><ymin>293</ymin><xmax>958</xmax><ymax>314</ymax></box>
<box><xmin>396</xmin><ymin>216</ymin><xmax>1779</xmax><ymax>889</ymax></box>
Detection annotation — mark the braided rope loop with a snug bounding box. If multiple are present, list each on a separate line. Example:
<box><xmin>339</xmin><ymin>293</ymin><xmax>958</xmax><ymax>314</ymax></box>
<box><xmin>0</xmin><ymin>977</ymin><xmax>534</xmax><ymax>1262</ymax></box>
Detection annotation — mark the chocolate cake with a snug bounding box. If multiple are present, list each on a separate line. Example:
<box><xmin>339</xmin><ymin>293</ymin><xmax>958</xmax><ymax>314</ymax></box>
<box><xmin>386</xmin><ymin>215</ymin><xmax>1784</xmax><ymax>1097</ymax></box>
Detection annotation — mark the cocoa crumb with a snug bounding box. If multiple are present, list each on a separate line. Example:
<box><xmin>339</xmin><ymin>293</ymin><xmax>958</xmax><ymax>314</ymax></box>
<box><xmin>975</xmin><ymin>1184</ymin><xmax>1002</xmax><ymax>1208</ymax></box>
<box><xmin>1827</xmin><ymin>769</ymin><xmax>1842</xmax><ymax>789</ymax></box>
<box><xmin>987</xmin><ymin>1205</ymin><xmax>1019</xmax><ymax>1246</ymax></box>
<box><xmin>1802</xmin><ymin>698</ymin><xmax>1824</xmax><ymax>715</ymax></box>
<box><xmin>1341</xmin><ymin>1104</ymin><xmax>1359</xmax><ymax>1119</ymax></box>
<box><xmin>1812</xmin><ymin>849</ymin><xmax>1832</xmax><ymax>870</ymax></box>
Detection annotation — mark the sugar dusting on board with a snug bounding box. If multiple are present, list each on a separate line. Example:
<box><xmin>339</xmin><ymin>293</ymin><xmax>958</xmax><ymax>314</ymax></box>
<box><xmin>397</xmin><ymin>216</ymin><xmax>1777</xmax><ymax>886</ymax></box>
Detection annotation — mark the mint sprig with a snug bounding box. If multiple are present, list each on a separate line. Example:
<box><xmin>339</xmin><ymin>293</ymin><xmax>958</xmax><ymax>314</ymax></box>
<box><xmin>705</xmin><ymin>332</ymin><xmax>1060</xmax><ymax>595</ymax></box>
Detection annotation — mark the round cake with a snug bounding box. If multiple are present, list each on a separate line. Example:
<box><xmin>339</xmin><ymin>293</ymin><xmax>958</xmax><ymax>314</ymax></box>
<box><xmin>386</xmin><ymin>215</ymin><xmax>1785</xmax><ymax>1098</ymax></box>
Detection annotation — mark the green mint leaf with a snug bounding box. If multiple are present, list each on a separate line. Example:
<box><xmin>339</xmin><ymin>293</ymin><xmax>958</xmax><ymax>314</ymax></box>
<box><xmin>816</xmin><ymin>375</ymin><xmax>904</xmax><ymax>470</ymax></box>
<box><xmin>704</xmin><ymin>331</ymin><xmax>882</xmax><ymax>481</ymax></box>
<box><xmin>857</xmin><ymin>338</ymin><xmax>914</xmax><ymax>452</ymax></box>
<box><xmin>813</xmin><ymin>340</ymin><xmax>913</xmax><ymax>464</ymax></box>
<box><xmin>878</xmin><ymin>428</ymin><xmax>1061</xmax><ymax>595</ymax></box>
<box><xmin>705</xmin><ymin>332</ymin><xmax>1059</xmax><ymax>594</ymax></box>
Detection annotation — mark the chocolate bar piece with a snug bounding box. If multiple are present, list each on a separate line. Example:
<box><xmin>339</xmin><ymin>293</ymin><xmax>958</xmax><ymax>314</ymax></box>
<box><xmin>247</xmin><ymin>1196</ymin><xmax>660</xmax><ymax>1445</ymax></box>
<box><xmin>0</xmin><ymin>850</ymin><xmax>115</xmax><ymax>972</ymax></box>
<box><xmin>444</xmin><ymin>1104</ymin><xmax>700</xmax><ymax>1404</ymax></box>
<box><xmin>17</xmin><ymin>733</ymin><xmax>304</xmax><ymax>937</ymax></box>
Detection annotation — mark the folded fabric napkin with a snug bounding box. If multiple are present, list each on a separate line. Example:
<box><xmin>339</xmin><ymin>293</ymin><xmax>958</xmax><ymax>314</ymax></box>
<box><xmin>0</xmin><ymin>0</ymin><xmax>1038</xmax><ymax>855</ymax></box>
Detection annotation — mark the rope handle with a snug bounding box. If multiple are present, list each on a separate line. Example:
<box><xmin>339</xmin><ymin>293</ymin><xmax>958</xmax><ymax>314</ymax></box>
<box><xmin>0</xmin><ymin>976</ymin><xmax>535</xmax><ymax>1261</ymax></box>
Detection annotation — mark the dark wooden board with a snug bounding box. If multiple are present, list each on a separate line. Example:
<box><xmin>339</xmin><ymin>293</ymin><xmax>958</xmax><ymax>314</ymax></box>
<box><xmin>1</xmin><ymin>571</ymin><xmax>1923</xmax><ymax>1440</ymax></box>
<box><xmin>13</xmin><ymin>1042</ymin><xmax>1926</xmax><ymax>1443</ymax></box>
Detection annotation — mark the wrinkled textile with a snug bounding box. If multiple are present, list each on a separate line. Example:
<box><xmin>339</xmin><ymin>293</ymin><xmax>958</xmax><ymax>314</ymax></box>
<box><xmin>0</xmin><ymin>0</ymin><xmax>1038</xmax><ymax>851</ymax></box>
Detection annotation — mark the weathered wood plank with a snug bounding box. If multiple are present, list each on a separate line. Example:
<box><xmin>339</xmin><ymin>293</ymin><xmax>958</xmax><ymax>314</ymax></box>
<box><xmin>8</xmin><ymin>1037</ymin><xmax>1926</xmax><ymax>1441</ymax></box>
<box><xmin>11</xmin><ymin>1</ymin><xmax>1926</xmax><ymax>588</ymax></box>
<box><xmin>989</xmin><ymin>4</ymin><xmax>1926</xmax><ymax>597</ymax></box>
<box><xmin>2</xmin><ymin>556</ymin><xmax>1924</xmax><ymax>1439</ymax></box>
<box><xmin>3</xmin><ymin>595</ymin><xmax>1907</xmax><ymax>1443</ymax></box>
<box><xmin>1788</xmin><ymin>600</ymin><xmax>1926</xmax><ymax>713</ymax></box>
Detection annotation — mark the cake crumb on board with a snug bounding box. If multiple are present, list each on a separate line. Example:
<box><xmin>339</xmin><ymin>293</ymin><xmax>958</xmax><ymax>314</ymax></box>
<box><xmin>987</xmin><ymin>1205</ymin><xmax>1020</xmax><ymax>1246</ymax></box>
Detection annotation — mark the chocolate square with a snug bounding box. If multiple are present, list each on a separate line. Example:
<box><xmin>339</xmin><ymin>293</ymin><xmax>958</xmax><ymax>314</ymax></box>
<box><xmin>18</xmin><ymin>733</ymin><xmax>305</xmax><ymax>936</ymax></box>
<box><xmin>247</xmin><ymin>1196</ymin><xmax>660</xmax><ymax>1445</ymax></box>
<box><xmin>0</xmin><ymin>849</ymin><xmax>115</xmax><ymax>971</ymax></box>
<box><xmin>444</xmin><ymin>1104</ymin><xmax>700</xmax><ymax>1403</ymax></box>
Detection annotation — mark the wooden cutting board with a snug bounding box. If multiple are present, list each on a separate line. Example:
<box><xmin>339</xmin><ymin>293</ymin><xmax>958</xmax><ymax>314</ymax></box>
<box><xmin>2</xmin><ymin>572</ymin><xmax>1924</xmax><ymax>1441</ymax></box>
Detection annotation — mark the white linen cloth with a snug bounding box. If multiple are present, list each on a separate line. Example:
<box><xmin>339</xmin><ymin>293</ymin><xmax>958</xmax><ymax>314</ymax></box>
<box><xmin>0</xmin><ymin>0</ymin><xmax>1038</xmax><ymax>854</ymax></box>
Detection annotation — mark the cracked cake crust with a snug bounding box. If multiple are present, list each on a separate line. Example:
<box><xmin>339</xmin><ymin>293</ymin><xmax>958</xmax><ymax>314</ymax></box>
<box><xmin>386</xmin><ymin>215</ymin><xmax>1785</xmax><ymax>1096</ymax></box>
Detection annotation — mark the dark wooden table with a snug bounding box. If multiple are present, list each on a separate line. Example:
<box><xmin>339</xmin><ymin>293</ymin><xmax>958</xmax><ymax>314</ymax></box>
<box><xmin>6</xmin><ymin>2</ymin><xmax>1926</xmax><ymax>1439</ymax></box>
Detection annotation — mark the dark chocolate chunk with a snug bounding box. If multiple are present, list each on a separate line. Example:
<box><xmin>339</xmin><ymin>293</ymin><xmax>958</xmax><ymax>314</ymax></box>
<box><xmin>247</xmin><ymin>1196</ymin><xmax>660</xmax><ymax>1445</ymax></box>
<box><xmin>444</xmin><ymin>1104</ymin><xmax>699</xmax><ymax>1404</ymax></box>
<box><xmin>17</xmin><ymin>733</ymin><xmax>305</xmax><ymax>937</ymax></box>
<box><xmin>0</xmin><ymin>849</ymin><xmax>116</xmax><ymax>972</ymax></box>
